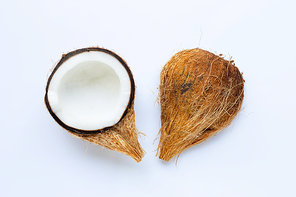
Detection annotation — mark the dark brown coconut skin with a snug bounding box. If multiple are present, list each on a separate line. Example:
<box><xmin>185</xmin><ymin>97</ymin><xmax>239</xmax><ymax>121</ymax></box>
<box><xmin>157</xmin><ymin>48</ymin><xmax>244</xmax><ymax>161</ymax></box>
<box><xmin>44</xmin><ymin>47</ymin><xmax>135</xmax><ymax>135</ymax></box>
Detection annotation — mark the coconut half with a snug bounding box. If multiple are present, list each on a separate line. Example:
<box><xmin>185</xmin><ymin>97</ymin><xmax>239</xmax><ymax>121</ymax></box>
<box><xmin>45</xmin><ymin>47</ymin><xmax>144</xmax><ymax>162</ymax></box>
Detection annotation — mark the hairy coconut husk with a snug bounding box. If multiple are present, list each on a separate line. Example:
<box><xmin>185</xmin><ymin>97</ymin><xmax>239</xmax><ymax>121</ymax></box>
<box><xmin>72</xmin><ymin>102</ymin><xmax>145</xmax><ymax>162</ymax></box>
<box><xmin>157</xmin><ymin>48</ymin><xmax>244</xmax><ymax>162</ymax></box>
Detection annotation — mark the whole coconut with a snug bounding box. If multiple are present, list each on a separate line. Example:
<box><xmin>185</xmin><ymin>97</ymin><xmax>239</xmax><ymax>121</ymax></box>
<box><xmin>157</xmin><ymin>48</ymin><xmax>244</xmax><ymax>162</ymax></box>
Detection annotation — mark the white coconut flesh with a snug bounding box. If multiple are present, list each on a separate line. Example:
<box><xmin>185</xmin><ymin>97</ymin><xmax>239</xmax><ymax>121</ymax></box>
<box><xmin>47</xmin><ymin>51</ymin><xmax>131</xmax><ymax>131</ymax></box>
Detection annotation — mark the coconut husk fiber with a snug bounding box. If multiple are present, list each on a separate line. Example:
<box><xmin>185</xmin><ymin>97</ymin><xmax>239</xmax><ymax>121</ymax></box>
<box><xmin>157</xmin><ymin>48</ymin><xmax>244</xmax><ymax>162</ymax></box>
<box><xmin>71</xmin><ymin>102</ymin><xmax>145</xmax><ymax>162</ymax></box>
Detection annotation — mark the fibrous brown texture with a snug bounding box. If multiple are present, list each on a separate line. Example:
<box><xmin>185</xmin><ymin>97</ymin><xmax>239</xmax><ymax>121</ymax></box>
<box><xmin>157</xmin><ymin>48</ymin><xmax>244</xmax><ymax>162</ymax></box>
<box><xmin>71</xmin><ymin>102</ymin><xmax>145</xmax><ymax>162</ymax></box>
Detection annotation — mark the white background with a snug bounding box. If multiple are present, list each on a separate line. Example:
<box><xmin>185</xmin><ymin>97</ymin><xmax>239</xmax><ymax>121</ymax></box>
<box><xmin>1</xmin><ymin>0</ymin><xmax>295</xmax><ymax>196</ymax></box>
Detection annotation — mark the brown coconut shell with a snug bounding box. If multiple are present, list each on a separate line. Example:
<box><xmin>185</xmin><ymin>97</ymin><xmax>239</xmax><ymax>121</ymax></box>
<box><xmin>157</xmin><ymin>48</ymin><xmax>244</xmax><ymax>162</ymax></box>
<box><xmin>45</xmin><ymin>47</ymin><xmax>145</xmax><ymax>162</ymax></box>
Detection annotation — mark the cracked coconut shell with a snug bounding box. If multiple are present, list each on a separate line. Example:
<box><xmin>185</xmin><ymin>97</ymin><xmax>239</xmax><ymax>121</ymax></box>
<box><xmin>45</xmin><ymin>47</ymin><xmax>145</xmax><ymax>162</ymax></box>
